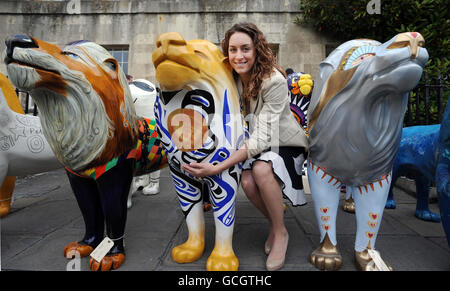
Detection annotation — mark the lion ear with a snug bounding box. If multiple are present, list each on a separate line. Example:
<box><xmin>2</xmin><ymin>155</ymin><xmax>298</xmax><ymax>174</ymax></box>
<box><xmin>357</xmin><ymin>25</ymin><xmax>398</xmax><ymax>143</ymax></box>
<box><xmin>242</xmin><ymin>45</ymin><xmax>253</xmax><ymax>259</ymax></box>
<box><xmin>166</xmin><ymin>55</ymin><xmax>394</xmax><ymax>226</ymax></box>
<box><xmin>221</xmin><ymin>56</ymin><xmax>229</xmax><ymax>64</ymax></box>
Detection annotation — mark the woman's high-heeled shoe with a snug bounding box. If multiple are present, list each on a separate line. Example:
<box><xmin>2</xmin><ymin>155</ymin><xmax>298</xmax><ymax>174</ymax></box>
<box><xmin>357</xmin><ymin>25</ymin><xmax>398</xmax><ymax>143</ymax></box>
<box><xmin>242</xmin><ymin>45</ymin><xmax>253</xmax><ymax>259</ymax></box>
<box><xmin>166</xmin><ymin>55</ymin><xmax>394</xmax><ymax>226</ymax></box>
<box><xmin>264</xmin><ymin>240</ymin><xmax>271</xmax><ymax>255</ymax></box>
<box><xmin>265</xmin><ymin>233</ymin><xmax>288</xmax><ymax>271</ymax></box>
<box><xmin>266</xmin><ymin>255</ymin><xmax>285</xmax><ymax>271</ymax></box>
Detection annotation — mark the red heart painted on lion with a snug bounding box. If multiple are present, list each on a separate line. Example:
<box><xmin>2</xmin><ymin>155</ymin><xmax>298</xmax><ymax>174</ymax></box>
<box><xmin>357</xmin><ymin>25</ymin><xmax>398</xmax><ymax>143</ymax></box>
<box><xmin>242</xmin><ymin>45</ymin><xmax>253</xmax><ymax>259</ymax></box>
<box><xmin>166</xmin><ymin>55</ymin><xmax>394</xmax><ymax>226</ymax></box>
<box><xmin>368</xmin><ymin>222</ymin><xmax>378</xmax><ymax>228</ymax></box>
<box><xmin>320</xmin><ymin>207</ymin><xmax>329</xmax><ymax>214</ymax></box>
<box><xmin>321</xmin><ymin>216</ymin><xmax>330</xmax><ymax>222</ymax></box>
<box><xmin>369</xmin><ymin>212</ymin><xmax>378</xmax><ymax>220</ymax></box>
<box><xmin>366</xmin><ymin>231</ymin><xmax>375</xmax><ymax>239</ymax></box>
<box><xmin>322</xmin><ymin>225</ymin><xmax>330</xmax><ymax>231</ymax></box>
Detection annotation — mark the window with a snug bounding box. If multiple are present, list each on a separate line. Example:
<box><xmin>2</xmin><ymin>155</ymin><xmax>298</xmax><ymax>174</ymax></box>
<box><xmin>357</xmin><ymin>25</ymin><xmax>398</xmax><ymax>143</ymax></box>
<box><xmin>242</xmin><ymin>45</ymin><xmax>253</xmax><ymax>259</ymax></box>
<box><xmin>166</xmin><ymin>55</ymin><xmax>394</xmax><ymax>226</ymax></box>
<box><xmin>103</xmin><ymin>45</ymin><xmax>129</xmax><ymax>74</ymax></box>
<box><xmin>269</xmin><ymin>43</ymin><xmax>279</xmax><ymax>62</ymax></box>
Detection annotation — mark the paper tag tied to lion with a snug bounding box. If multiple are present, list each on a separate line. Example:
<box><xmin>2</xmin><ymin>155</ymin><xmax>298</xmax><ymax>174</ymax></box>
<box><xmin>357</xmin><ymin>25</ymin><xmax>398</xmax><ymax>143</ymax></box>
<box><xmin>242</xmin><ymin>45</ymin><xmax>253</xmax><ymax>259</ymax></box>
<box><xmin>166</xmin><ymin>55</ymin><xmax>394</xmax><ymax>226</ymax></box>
<box><xmin>367</xmin><ymin>249</ymin><xmax>391</xmax><ymax>271</ymax></box>
<box><xmin>90</xmin><ymin>237</ymin><xmax>114</xmax><ymax>263</ymax></box>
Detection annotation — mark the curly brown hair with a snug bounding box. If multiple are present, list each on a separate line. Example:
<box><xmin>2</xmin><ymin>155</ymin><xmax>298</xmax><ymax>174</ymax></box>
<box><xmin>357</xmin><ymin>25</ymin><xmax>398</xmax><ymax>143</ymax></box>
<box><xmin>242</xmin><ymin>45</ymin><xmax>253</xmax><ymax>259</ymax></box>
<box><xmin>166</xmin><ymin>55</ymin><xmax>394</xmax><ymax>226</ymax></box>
<box><xmin>221</xmin><ymin>22</ymin><xmax>285</xmax><ymax>102</ymax></box>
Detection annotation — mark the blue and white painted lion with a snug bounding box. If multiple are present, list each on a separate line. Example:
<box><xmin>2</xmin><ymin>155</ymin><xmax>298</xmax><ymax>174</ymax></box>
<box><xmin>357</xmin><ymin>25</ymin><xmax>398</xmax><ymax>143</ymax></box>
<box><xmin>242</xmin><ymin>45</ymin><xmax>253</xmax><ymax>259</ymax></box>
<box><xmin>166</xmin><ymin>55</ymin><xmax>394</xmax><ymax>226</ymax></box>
<box><xmin>152</xmin><ymin>32</ymin><xmax>246</xmax><ymax>271</ymax></box>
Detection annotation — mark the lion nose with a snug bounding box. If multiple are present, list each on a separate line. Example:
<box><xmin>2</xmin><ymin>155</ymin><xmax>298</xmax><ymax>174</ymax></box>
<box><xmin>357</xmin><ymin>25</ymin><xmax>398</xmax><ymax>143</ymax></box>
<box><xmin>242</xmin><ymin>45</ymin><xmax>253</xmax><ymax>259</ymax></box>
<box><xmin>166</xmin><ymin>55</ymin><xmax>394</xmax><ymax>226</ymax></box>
<box><xmin>5</xmin><ymin>34</ymin><xmax>38</xmax><ymax>59</ymax></box>
<box><xmin>387</xmin><ymin>32</ymin><xmax>424</xmax><ymax>59</ymax></box>
<box><xmin>156</xmin><ymin>32</ymin><xmax>187</xmax><ymax>53</ymax></box>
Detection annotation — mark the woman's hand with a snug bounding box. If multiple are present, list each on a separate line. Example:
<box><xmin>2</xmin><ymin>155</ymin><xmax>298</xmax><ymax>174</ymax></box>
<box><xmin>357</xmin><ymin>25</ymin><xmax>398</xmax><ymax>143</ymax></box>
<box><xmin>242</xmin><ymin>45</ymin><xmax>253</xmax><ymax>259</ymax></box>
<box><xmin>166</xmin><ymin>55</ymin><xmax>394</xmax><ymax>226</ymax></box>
<box><xmin>182</xmin><ymin>146</ymin><xmax>248</xmax><ymax>178</ymax></box>
<box><xmin>182</xmin><ymin>162</ymin><xmax>222</xmax><ymax>178</ymax></box>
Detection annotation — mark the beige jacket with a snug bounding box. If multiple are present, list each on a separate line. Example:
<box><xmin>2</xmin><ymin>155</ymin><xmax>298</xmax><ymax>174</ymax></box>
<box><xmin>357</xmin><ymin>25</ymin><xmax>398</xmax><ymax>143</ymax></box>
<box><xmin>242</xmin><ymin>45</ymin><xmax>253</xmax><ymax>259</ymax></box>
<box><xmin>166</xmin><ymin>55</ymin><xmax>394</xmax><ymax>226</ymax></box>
<box><xmin>237</xmin><ymin>69</ymin><xmax>308</xmax><ymax>158</ymax></box>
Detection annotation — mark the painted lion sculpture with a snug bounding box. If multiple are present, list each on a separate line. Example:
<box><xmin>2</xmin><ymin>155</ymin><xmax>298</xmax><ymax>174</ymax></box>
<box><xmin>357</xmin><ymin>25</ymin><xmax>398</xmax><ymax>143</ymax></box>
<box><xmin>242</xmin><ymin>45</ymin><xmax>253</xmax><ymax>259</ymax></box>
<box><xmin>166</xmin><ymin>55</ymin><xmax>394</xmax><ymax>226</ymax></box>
<box><xmin>287</xmin><ymin>71</ymin><xmax>313</xmax><ymax>134</ymax></box>
<box><xmin>307</xmin><ymin>32</ymin><xmax>428</xmax><ymax>271</ymax></box>
<box><xmin>128</xmin><ymin>79</ymin><xmax>161</xmax><ymax>208</ymax></box>
<box><xmin>0</xmin><ymin>72</ymin><xmax>61</xmax><ymax>217</ymax></box>
<box><xmin>436</xmin><ymin>100</ymin><xmax>450</xmax><ymax>248</ymax></box>
<box><xmin>5</xmin><ymin>35</ymin><xmax>167</xmax><ymax>271</ymax></box>
<box><xmin>152</xmin><ymin>32</ymin><xmax>246</xmax><ymax>271</ymax></box>
<box><xmin>386</xmin><ymin>123</ymin><xmax>441</xmax><ymax>222</ymax></box>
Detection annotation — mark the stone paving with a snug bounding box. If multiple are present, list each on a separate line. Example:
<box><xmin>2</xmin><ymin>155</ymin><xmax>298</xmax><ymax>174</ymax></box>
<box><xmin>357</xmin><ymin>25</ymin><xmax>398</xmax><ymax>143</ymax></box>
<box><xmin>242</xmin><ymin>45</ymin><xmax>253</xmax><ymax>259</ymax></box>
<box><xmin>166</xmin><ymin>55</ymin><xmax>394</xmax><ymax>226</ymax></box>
<box><xmin>1</xmin><ymin>167</ymin><xmax>449</xmax><ymax>271</ymax></box>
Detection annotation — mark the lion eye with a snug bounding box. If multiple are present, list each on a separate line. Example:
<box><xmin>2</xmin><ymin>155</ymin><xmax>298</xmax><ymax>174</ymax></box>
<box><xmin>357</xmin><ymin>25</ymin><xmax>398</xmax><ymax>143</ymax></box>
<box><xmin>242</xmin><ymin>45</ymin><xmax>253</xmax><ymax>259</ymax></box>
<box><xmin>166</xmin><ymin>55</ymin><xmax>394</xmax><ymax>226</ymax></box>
<box><xmin>341</xmin><ymin>45</ymin><xmax>377</xmax><ymax>70</ymax></box>
<box><xmin>104</xmin><ymin>60</ymin><xmax>117</xmax><ymax>71</ymax></box>
<box><xmin>195</xmin><ymin>50</ymin><xmax>209</xmax><ymax>60</ymax></box>
<box><xmin>62</xmin><ymin>51</ymin><xmax>80</xmax><ymax>60</ymax></box>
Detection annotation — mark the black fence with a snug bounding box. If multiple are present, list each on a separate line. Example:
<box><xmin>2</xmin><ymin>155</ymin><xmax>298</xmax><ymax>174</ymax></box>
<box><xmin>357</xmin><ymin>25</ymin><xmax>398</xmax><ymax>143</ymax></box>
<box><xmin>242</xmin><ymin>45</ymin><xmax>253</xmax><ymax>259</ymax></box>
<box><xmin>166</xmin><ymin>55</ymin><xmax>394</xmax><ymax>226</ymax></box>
<box><xmin>15</xmin><ymin>88</ymin><xmax>38</xmax><ymax>116</ymax></box>
<box><xmin>405</xmin><ymin>70</ymin><xmax>448</xmax><ymax>126</ymax></box>
<box><xmin>14</xmin><ymin>71</ymin><xmax>449</xmax><ymax>125</ymax></box>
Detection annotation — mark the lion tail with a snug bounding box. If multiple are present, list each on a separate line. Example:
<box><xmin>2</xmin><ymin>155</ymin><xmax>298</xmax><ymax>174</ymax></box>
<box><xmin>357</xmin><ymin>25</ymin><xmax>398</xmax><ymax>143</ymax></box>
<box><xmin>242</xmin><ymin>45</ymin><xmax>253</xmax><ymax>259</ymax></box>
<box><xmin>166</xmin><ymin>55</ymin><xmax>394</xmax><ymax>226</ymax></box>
<box><xmin>0</xmin><ymin>72</ymin><xmax>24</xmax><ymax>114</ymax></box>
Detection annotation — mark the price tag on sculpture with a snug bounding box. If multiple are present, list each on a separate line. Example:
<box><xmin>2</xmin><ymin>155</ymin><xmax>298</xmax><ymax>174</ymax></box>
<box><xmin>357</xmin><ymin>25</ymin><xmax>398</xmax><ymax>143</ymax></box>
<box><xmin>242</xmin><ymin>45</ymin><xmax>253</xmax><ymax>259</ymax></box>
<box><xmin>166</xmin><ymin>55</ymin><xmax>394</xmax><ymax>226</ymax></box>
<box><xmin>367</xmin><ymin>249</ymin><xmax>390</xmax><ymax>271</ymax></box>
<box><xmin>90</xmin><ymin>237</ymin><xmax>114</xmax><ymax>263</ymax></box>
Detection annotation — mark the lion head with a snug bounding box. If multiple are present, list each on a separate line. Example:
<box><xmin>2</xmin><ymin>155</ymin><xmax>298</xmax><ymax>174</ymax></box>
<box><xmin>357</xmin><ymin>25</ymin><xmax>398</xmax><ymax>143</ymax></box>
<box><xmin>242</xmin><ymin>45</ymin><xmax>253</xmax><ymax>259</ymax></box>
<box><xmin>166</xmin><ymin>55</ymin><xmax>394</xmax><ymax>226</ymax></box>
<box><xmin>152</xmin><ymin>32</ymin><xmax>245</xmax><ymax>167</ymax></box>
<box><xmin>129</xmin><ymin>79</ymin><xmax>157</xmax><ymax>119</ymax></box>
<box><xmin>308</xmin><ymin>32</ymin><xmax>429</xmax><ymax>185</ymax></box>
<box><xmin>4</xmin><ymin>35</ymin><xmax>138</xmax><ymax>171</ymax></box>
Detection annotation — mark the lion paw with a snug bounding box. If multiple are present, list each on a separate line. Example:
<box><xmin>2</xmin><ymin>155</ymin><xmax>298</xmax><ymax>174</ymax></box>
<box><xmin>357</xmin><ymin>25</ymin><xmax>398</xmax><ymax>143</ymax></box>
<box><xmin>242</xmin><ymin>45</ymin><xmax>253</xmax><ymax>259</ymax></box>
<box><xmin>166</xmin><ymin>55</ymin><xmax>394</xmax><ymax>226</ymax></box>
<box><xmin>64</xmin><ymin>241</ymin><xmax>94</xmax><ymax>259</ymax></box>
<box><xmin>0</xmin><ymin>202</ymin><xmax>11</xmax><ymax>218</ymax></box>
<box><xmin>342</xmin><ymin>198</ymin><xmax>355</xmax><ymax>213</ymax></box>
<box><xmin>355</xmin><ymin>249</ymin><xmax>393</xmax><ymax>271</ymax></box>
<box><xmin>172</xmin><ymin>237</ymin><xmax>204</xmax><ymax>264</ymax></box>
<box><xmin>415</xmin><ymin>209</ymin><xmax>440</xmax><ymax>222</ymax></box>
<box><xmin>310</xmin><ymin>235</ymin><xmax>342</xmax><ymax>271</ymax></box>
<box><xmin>206</xmin><ymin>249</ymin><xmax>239</xmax><ymax>271</ymax></box>
<box><xmin>89</xmin><ymin>253</ymin><xmax>125</xmax><ymax>271</ymax></box>
<box><xmin>310</xmin><ymin>249</ymin><xmax>342</xmax><ymax>271</ymax></box>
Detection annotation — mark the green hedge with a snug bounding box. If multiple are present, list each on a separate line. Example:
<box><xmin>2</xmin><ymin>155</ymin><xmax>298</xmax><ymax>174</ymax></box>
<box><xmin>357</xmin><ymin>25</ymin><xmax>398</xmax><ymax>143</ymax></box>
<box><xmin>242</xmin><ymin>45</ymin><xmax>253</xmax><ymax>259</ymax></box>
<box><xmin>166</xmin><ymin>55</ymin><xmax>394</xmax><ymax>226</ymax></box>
<box><xmin>296</xmin><ymin>0</ymin><xmax>449</xmax><ymax>125</ymax></box>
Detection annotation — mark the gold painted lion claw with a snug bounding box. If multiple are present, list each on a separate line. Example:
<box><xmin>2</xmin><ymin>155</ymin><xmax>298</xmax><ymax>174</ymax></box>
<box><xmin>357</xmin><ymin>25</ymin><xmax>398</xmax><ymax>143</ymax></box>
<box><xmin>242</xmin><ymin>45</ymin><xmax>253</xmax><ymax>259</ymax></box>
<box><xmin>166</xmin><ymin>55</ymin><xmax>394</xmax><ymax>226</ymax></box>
<box><xmin>355</xmin><ymin>248</ymin><xmax>393</xmax><ymax>271</ymax></box>
<box><xmin>310</xmin><ymin>234</ymin><xmax>342</xmax><ymax>271</ymax></box>
<box><xmin>343</xmin><ymin>197</ymin><xmax>355</xmax><ymax>213</ymax></box>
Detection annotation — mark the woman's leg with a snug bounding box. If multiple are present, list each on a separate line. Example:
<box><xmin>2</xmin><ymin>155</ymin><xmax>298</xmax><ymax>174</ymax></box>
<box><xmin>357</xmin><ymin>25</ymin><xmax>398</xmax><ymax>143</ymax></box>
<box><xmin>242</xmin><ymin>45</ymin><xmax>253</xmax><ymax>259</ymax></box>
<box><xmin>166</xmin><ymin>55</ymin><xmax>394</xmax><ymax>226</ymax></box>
<box><xmin>251</xmin><ymin>161</ymin><xmax>288</xmax><ymax>270</ymax></box>
<box><xmin>241</xmin><ymin>170</ymin><xmax>270</xmax><ymax>219</ymax></box>
<box><xmin>241</xmin><ymin>170</ymin><xmax>273</xmax><ymax>254</ymax></box>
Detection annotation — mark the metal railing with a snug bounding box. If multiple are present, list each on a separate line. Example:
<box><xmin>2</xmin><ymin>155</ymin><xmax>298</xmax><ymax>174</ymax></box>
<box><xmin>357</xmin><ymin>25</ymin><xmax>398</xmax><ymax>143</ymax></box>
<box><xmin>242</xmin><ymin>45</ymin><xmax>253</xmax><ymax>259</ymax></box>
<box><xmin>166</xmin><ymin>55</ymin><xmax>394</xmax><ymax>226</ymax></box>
<box><xmin>405</xmin><ymin>70</ymin><xmax>448</xmax><ymax>126</ymax></box>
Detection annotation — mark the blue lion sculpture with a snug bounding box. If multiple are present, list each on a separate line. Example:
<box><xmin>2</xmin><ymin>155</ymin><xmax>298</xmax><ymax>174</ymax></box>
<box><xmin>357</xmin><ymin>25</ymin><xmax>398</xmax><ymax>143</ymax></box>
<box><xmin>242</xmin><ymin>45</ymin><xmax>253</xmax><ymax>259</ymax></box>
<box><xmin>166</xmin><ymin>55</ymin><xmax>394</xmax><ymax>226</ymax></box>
<box><xmin>386</xmin><ymin>124</ymin><xmax>441</xmax><ymax>222</ymax></box>
<box><xmin>436</xmin><ymin>100</ymin><xmax>450</xmax><ymax>247</ymax></box>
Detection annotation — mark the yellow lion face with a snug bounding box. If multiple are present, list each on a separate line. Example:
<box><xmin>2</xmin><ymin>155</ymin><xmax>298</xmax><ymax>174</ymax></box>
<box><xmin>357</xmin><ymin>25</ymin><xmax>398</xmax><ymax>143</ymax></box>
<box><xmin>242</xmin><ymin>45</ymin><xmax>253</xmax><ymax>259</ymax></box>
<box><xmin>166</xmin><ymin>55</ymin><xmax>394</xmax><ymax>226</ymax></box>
<box><xmin>153</xmin><ymin>32</ymin><xmax>238</xmax><ymax>106</ymax></box>
<box><xmin>152</xmin><ymin>32</ymin><xmax>244</xmax><ymax>154</ymax></box>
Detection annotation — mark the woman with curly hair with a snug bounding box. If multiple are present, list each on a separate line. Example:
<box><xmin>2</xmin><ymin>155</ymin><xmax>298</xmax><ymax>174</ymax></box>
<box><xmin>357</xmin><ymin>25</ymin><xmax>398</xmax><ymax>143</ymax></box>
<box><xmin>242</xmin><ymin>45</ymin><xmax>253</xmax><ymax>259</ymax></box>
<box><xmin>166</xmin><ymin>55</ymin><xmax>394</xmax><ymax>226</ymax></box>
<box><xmin>183</xmin><ymin>22</ymin><xmax>308</xmax><ymax>270</ymax></box>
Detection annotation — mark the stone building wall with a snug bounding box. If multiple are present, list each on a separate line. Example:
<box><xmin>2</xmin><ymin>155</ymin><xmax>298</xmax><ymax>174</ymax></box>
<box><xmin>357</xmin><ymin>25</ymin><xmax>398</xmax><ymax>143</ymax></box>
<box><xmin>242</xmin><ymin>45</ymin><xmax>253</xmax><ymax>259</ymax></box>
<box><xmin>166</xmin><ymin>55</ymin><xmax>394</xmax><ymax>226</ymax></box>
<box><xmin>0</xmin><ymin>0</ymin><xmax>333</xmax><ymax>83</ymax></box>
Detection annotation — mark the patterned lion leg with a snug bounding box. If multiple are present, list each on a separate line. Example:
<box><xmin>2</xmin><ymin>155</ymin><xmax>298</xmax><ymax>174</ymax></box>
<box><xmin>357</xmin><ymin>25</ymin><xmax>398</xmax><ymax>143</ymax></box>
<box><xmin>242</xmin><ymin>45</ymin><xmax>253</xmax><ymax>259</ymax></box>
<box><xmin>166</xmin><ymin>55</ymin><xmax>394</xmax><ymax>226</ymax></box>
<box><xmin>307</xmin><ymin>161</ymin><xmax>343</xmax><ymax>270</ymax></box>
<box><xmin>142</xmin><ymin>170</ymin><xmax>160</xmax><ymax>195</ymax></box>
<box><xmin>90</xmin><ymin>159</ymin><xmax>135</xmax><ymax>271</ymax></box>
<box><xmin>414</xmin><ymin>175</ymin><xmax>440</xmax><ymax>222</ymax></box>
<box><xmin>204</xmin><ymin>169</ymin><xmax>239</xmax><ymax>271</ymax></box>
<box><xmin>127</xmin><ymin>176</ymin><xmax>139</xmax><ymax>209</ymax></box>
<box><xmin>65</xmin><ymin>171</ymin><xmax>105</xmax><ymax>259</ymax></box>
<box><xmin>170</xmin><ymin>165</ymin><xmax>205</xmax><ymax>264</ymax></box>
<box><xmin>352</xmin><ymin>177</ymin><xmax>393</xmax><ymax>271</ymax></box>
